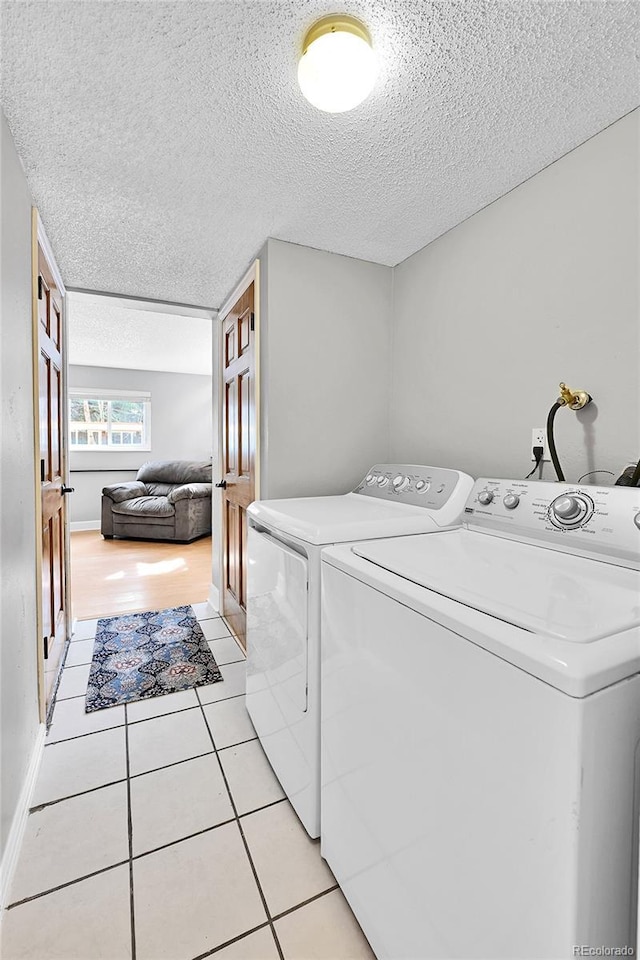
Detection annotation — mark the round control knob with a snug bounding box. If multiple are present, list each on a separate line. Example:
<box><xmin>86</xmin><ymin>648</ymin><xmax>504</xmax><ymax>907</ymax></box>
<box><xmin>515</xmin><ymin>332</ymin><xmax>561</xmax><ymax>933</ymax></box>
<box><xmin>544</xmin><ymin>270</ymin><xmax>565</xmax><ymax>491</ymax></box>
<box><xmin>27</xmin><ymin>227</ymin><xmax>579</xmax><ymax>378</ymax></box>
<box><xmin>366</xmin><ymin>474</ymin><xmax>375</xmax><ymax>485</ymax></box>
<box><xmin>634</xmin><ymin>512</ymin><xmax>640</xmax><ymax>530</ymax></box>
<box><xmin>503</xmin><ymin>494</ymin><xmax>520</xmax><ymax>510</ymax></box>
<box><xmin>553</xmin><ymin>496</ymin><xmax>582</xmax><ymax>521</ymax></box>
<box><xmin>392</xmin><ymin>474</ymin><xmax>405</xmax><ymax>487</ymax></box>
<box><xmin>393</xmin><ymin>476</ymin><xmax>410</xmax><ymax>492</ymax></box>
<box><xmin>377</xmin><ymin>476</ymin><xmax>389</xmax><ymax>487</ymax></box>
<box><xmin>478</xmin><ymin>490</ymin><xmax>494</xmax><ymax>505</ymax></box>
<box><xmin>415</xmin><ymin>479</ymin><xmax>430</xmax><ymax>494</ymax></box>
<box><xmin>549</xmin><ymin>493</ymin><xmax>593</xmax><ymax>529</ymax></box>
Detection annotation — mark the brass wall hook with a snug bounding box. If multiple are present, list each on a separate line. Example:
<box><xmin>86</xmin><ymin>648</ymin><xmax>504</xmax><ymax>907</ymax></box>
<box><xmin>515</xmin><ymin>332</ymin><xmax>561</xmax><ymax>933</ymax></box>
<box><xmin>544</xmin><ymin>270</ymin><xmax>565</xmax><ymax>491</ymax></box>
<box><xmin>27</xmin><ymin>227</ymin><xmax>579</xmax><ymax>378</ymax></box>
<box><xmin>557</xmin><ymin>382</ymin><xmax>591</xmax><ymax>411</ymax></box>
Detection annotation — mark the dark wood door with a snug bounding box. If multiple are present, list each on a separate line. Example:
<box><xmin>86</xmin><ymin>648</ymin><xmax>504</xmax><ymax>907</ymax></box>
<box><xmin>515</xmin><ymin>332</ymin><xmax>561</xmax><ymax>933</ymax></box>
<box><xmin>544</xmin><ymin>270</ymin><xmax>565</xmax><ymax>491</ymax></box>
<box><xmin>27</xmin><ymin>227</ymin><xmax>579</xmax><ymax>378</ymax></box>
<box><xmin>37</xmin><ymin>241</ymin><xmax>68</xmax><ymax>713</ymax></box>
<box><xmin>220</xmin><ymin>282</ymin><xmax>255</xmax><ymax>648</ymax></box>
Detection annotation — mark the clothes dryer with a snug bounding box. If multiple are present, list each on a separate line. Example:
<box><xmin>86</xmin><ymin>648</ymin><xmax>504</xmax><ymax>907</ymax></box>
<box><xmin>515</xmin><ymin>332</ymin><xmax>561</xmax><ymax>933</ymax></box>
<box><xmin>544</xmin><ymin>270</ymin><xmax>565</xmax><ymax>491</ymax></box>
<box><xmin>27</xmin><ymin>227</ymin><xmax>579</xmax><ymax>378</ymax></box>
<box><xmin>245</xmin><ymin>464</ymin><xmax>474</xmax><ymax>838</ymax></box>
<box><xmin>321</xmin><ymin>477</ymin><xmax>640</xmax><ymax>959</ymax></box>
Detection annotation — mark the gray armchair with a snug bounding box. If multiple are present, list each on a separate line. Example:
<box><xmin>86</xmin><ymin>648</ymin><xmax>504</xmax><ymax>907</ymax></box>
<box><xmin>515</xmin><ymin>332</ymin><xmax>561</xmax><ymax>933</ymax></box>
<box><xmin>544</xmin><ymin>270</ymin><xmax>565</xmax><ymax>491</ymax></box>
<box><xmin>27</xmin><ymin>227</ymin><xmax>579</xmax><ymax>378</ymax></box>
<box><xmin>101</xmin><ymin>460</ymin><xmax>212</xmax><ymax>542</ymax></box>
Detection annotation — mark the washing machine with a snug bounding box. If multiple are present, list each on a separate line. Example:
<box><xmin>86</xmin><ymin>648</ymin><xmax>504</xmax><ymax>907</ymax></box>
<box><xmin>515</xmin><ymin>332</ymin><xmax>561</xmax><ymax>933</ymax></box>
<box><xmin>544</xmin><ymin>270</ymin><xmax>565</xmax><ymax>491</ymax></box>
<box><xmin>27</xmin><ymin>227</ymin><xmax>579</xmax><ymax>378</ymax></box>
<box><xmin>245</xmin><ymin>464</ymin><xmax>474</xmax><ymax>838</ymax></box>
<box><xmin>321</xmin><ymin>477</ymin><xmax>640</xmax><ymax>959</ymax></box>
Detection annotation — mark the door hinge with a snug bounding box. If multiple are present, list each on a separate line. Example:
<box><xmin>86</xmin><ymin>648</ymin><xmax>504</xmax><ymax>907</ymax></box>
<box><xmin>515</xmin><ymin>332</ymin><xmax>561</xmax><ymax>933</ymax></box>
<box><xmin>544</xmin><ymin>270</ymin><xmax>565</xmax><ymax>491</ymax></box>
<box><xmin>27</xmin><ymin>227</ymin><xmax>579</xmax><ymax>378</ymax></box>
<box><xmin>38</xmin><ymin>276</ymin><xmax>43</xmax><ymax>300</ymax></box>
<box><xmin>250</xmin><ymin>312</ymin><xmax>255</xmax><ymax>332</ymax></box>
<box><xmin>43</xmin><ymin>636</ymin><xmax>49</xmax><ymax>659</ymax></box>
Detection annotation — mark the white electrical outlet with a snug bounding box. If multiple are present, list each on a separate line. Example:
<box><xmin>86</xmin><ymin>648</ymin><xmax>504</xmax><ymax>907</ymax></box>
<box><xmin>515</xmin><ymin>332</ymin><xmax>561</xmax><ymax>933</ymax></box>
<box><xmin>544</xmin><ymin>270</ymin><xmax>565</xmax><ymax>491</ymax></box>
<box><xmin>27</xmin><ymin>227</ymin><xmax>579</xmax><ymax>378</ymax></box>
<box><xmin>531</xmin><ymin>428</ymin><xmax>550</xmax><ymax>462</ymax></box>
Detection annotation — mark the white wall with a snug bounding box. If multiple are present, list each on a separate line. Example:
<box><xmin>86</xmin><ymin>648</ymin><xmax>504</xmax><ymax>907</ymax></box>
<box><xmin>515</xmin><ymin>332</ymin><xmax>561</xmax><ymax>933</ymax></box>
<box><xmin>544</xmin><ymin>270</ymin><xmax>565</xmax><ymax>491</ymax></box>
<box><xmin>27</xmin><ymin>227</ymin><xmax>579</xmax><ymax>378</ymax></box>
<box><xmin>390</xmin><ymin>109</ymin><xmax>640</xmax><ymax>483</ymax></box>
<box><xmin>0</xmin><ymin>112</ymin><xmax>41</xmax><ymax>860</ymax></box>
<box><xmin>68</xmin><ymin>365</ymin><xmax>213</xmax><ymax>523</ymax></box>
<box><xmin>260</xmin><ymin>238</ymin><xmax>393</xmax><ymax>498</ymax></box>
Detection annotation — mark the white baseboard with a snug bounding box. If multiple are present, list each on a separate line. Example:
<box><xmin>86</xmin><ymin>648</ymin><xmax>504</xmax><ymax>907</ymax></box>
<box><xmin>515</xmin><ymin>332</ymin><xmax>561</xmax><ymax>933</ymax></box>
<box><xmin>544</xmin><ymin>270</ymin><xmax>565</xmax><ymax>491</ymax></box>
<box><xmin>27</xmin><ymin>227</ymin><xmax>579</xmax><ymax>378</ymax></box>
<box><xmin>70</xmin><ymin>520</ymin><xmax>101</xmax><ymax>532</ymax></box>
<box><xmin>208</xmin><ymin>581</ymin><xmax>220</xmax><ymax>614</ymax></box>
<box><xmin>0</xmin><ymin>723</ymin><xmax>46</xmax><ymax>910</ymax></box>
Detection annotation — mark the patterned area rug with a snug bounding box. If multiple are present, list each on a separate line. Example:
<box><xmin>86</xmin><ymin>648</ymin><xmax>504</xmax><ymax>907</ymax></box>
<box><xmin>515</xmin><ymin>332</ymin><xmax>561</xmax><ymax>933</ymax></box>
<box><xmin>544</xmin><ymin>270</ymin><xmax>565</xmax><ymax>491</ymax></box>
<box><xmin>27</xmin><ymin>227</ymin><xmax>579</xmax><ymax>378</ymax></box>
<box><xmin>85</xmin><ymin>605</ymin><xmax>223</xmax><ymax>712</ymax></box>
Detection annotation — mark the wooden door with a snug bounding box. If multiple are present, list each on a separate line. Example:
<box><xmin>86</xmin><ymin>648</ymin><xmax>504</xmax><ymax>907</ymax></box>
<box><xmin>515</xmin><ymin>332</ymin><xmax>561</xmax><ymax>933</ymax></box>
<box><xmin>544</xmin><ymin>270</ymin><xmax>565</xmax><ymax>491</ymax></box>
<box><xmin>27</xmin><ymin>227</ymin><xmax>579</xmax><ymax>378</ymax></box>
<box><xmin>36</xmin><ymin>233</ymin><xmax>69</xmax><ymax>714</ymax></box>
<box><xmin>220</xmin><ymin>282</ymin><xmax>255</xmax><ymax>648</ymax></box>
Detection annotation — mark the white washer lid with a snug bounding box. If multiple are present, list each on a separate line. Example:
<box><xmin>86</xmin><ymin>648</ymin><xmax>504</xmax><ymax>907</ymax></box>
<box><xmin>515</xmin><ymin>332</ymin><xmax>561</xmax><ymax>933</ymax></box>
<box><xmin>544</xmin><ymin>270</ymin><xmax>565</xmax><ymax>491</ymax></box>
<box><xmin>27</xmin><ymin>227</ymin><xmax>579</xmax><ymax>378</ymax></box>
<box><xmin>247</xmin><ymin>493</ymin><xmax>446</xmax><ymax>545</ymax></box>
<box><xmin>352</xmin><ymin>530</ymin><xmax>640</xmax><ymax>642</ymax></box>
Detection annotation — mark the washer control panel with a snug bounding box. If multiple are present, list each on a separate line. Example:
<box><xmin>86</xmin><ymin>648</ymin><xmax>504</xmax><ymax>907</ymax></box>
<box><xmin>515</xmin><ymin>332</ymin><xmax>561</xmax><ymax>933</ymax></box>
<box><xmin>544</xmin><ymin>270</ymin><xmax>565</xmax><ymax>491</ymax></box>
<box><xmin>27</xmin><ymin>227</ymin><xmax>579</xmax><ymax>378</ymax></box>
<box><xmin>354</xmin><ymin>464</ymin><xmax>473</xmax><ymax>510</ymax></box>
<box><xmin>464</xmin><ymin>478</ymin><xmax>640</xmax><ymax>568</ymax></box>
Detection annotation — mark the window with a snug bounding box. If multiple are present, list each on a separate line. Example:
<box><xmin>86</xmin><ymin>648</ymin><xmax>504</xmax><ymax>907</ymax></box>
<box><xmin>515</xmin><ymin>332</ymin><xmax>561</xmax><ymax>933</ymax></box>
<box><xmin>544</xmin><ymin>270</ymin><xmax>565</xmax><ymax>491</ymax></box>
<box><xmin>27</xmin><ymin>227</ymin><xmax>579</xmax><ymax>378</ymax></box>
<box><xmin>69</xmin><ymin>388</ymin><xmax>151</xmax><ymax>451</ymax></box>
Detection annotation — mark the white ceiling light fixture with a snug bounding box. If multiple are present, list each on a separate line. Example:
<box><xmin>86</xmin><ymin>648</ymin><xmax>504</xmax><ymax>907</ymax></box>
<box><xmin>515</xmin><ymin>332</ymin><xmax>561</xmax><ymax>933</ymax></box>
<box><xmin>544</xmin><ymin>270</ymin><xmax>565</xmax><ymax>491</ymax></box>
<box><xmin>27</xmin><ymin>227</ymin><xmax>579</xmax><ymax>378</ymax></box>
<box><xmin>297</xmin><ymin>15</ymin><xmax>378</xmax><ymax>113</ymax></box>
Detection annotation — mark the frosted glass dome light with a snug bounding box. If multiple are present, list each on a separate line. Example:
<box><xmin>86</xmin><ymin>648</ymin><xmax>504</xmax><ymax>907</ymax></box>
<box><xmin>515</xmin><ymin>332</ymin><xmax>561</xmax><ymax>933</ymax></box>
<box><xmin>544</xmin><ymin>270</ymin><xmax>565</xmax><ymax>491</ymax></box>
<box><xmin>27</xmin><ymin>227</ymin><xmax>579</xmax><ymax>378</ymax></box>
<box><xmin>297</xmin><ymin>16</ymin><xmax>378</xmax><ymax>113</ymax></box>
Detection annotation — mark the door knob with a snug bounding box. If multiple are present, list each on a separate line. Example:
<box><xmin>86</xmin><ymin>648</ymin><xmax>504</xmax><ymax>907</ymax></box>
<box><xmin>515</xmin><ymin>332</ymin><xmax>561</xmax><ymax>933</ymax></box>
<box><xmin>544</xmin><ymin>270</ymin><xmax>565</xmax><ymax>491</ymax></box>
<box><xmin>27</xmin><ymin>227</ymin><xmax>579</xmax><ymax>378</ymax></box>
<box><xmin>61</xmin><ymin>485</ymin><xmax>75</xmax><ymax>494</ymax></box>
<box><xmin>215</xmin><ymin>480</ymin><xmax>227</xmax><ymax>489</ymax></box>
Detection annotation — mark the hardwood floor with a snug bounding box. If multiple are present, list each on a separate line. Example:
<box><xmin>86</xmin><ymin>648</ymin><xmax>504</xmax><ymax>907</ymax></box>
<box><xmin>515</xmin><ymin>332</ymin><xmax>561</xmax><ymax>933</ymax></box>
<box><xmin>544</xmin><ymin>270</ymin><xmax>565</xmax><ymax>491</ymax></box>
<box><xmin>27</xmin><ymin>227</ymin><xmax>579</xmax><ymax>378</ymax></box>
<box><xmin>70</xmin><ymin>532</ymin><xmax>213</xmax><ymax>620</ymax></box>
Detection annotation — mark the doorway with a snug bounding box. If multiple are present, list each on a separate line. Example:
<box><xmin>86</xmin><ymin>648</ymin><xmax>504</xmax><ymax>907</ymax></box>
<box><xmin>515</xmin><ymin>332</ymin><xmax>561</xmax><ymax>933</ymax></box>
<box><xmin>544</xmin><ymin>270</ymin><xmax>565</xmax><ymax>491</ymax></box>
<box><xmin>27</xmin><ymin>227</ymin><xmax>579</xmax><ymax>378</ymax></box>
<box><xmin>65</xmin><ymin>291</ymin><xmax>215</xmax><ymax>622</ymax></box>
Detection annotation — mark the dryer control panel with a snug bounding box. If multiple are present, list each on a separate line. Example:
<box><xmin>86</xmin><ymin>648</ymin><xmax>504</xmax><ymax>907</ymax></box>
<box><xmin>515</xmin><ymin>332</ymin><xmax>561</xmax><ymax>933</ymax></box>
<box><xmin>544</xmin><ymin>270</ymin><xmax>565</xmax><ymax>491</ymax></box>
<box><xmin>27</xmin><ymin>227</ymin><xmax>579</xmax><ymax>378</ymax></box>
<box><xmin>354</xmin><ymin>464</ymin><xmax>474</xmax><ymax>510</ymax></box>
<box><xmin>464</xmin><ymin>478</ymin><xmax>640</xmax><ymax>569</ymax></box>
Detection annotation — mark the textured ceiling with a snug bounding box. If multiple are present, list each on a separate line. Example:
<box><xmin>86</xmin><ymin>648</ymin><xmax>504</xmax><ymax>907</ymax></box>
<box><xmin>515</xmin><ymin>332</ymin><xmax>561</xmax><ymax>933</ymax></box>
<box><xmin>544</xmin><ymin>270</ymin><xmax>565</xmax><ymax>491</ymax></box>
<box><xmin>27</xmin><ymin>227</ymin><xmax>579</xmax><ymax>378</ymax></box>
<box><xmin>2</xmin><ymin>1</ymin><xmax>638</xmax><ymax>307</ymax></box>
<box><xmin>67</xmin><ymin>294</ymin><xmax>212</xmax><ymax>375</ymax></box>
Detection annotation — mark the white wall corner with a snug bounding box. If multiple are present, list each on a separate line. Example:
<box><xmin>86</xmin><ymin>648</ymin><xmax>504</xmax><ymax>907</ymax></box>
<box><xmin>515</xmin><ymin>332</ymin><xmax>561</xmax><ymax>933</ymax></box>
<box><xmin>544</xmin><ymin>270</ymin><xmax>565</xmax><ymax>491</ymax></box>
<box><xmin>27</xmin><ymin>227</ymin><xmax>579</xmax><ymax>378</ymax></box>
<box><xmin>0</xmin><ymin>723</ymin><xmax>46</xmax><ymax>910</ymax></box>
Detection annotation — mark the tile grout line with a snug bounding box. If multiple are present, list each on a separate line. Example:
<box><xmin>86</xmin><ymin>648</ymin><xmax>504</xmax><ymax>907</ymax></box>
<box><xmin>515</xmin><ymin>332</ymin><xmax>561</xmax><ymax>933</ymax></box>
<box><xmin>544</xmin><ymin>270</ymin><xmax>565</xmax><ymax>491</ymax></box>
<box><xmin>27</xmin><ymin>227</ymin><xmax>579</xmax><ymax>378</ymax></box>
<box><xmin>32</xmin><ymin>748</ymin><xmax>216</xmax><ymax>810</ymax></box>
<box><xmin>124</xmin><ymin>703</ymin><xmax>137</xmax><ymax>960</ymax></box>
<box><xmin>132</xmin><ymin>817</ymin><xmax>238</xmax><ymax>860</ymax></box>
<box><xmin>270</xmin><ymin>884</ymin><xmax>340</xmax><ymax>923</ymax></box>
<box><xmin>191</xmin><ymin>887</ymin><xmax>344</xmax><ymax>960</ymax></box>
<box><xmin>46</xmin><ymin>700</ymin><xmax>204</xmax><ymax>745</ymax></box>
<box><xmin>131</xmin><ymin>796</ymin><xmax>288</xmax><ymax>864</ymax></box>
<box><xmin>189</xmin><ymin>921</ymin><xmax>273</xmax><ymax>960</ymax></box>
<box><xmin>195</xmin><ymin>686</ymin><xmax>286</xmax><ymax>960</ymax></box>
<box><xmin>29</xmin><ymin>776</ymin><xmax>130</xmax><ymax>812</ymax></box>
<box><xmin>46</xmin><ymin>723</ymin><xmax>126</xmax><ymax>746</ymax></box>
<box><xmin>8</xmin><ymin>798</ymin><xmax>292</xmax><ymax>911</ymax></box>
<box><xmin>5</xmin><ymin>860</ymin><xmax>130</xmax><ymax>910</ymax></box>
<box><xmin>39</xmin><ymin>719</ymin><xmax>260</xmax><ymax>812</ymax></box>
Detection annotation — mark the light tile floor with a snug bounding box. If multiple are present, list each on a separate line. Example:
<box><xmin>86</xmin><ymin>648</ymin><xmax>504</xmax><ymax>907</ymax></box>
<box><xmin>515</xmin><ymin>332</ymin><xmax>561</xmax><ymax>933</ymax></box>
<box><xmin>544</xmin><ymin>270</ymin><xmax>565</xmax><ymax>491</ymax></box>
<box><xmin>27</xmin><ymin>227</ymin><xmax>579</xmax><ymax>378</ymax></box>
<box><xmin>2</xmin><ymin>605</ymin><xmax>375</xmax><ymax>960</ymax></box>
